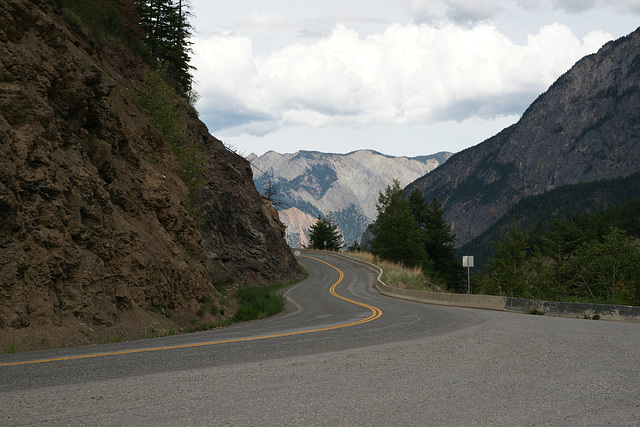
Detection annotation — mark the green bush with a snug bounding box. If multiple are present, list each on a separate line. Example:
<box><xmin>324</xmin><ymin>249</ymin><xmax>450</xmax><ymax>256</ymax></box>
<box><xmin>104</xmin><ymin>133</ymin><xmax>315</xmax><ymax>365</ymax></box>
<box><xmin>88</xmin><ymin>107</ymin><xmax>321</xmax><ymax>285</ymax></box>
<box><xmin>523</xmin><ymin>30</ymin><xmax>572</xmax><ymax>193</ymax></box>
<box><xmin>128</xmin><ymin>69</ymin><xmax>206</xmax><ymax>223</ymax></box>
<box><xmin>232</xmin><ymin>286</ymin><xmax>286</xmax><ymax>322</ymax></box>
<box><xmin>128</xmin><ymin>69</ymin><xmax>184</xmax><ymax>145</ymax></box>
<box><xmin>2</xmin><ymin>342</ymin><xmax>16</xmax><ymax>354</ymax></box>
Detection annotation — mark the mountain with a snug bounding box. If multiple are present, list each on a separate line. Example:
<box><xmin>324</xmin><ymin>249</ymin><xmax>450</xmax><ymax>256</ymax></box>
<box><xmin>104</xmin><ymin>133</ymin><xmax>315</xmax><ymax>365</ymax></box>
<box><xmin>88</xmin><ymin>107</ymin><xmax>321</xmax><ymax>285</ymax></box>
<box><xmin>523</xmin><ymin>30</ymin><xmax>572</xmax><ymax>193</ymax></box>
<box><xmin>407</xmin><ymin>27</ymin><xmax>640</xmax><ymax>247</ymax></box>
<box><xmin>247</xmin><ymin>150</ymin><xmax>452</xmax><ymax>247</ymax></box>
<box><xmin>0</xmin><ymin>0</ymin><xmax>299</xmax><ymax>350</ymax></box>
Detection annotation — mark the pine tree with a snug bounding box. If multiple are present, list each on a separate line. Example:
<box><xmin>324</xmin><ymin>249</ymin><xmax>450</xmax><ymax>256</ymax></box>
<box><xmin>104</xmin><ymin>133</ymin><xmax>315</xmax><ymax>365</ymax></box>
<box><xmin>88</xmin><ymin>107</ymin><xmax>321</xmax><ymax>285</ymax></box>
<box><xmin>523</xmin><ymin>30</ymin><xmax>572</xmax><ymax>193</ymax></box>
<box><xmin>423</xmin><ymin>197</ymin><xmax>465</xmax><ymax>290</ymax></box>
<box><xmin>484</xmin><ymin>221</ymin><xmax>528</xmax><ymax>297</ymax></box>
<box><xmin>308</xmin><ymin>215</ymin><xmax>344</xmax><ymax>251</ymax></box>
<box><xmin>408</xmin><ymin>189</ymin><xmax>428</xmax><ymax>227</ymax></box>
<box><xmin>134</xmin><ymin>0</ymin><xmax>194</xmax><ymax>99</ymax></box>
<box><xmin>370</xmin><ymin>181</ymin><xmax>426</xmax><ymax>267</ymax></box>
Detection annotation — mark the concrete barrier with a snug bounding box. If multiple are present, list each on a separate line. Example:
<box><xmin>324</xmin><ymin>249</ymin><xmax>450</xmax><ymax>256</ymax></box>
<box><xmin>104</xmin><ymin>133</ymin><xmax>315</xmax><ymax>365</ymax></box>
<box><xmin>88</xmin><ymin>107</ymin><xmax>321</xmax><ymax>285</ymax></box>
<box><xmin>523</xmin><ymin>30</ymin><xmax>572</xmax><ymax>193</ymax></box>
<box><xmin>297</xmin><ymin>250</ymin><xmax>640</xmax><ymax>322</ymax></box>
<box><xmin>505</xmin><ymin>297</ymin><xmax>640</xmax><ymax>322</ymax></box>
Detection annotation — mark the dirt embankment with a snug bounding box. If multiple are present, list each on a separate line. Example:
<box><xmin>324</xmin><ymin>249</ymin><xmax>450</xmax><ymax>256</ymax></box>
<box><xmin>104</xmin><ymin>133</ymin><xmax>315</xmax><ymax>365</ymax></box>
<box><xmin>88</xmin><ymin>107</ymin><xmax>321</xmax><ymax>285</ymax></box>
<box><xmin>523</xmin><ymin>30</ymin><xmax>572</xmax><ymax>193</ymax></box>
<box><xmin>0</xmin><ymin>0</ymin><xmax>300</xmax><ymax>351</ymax></box>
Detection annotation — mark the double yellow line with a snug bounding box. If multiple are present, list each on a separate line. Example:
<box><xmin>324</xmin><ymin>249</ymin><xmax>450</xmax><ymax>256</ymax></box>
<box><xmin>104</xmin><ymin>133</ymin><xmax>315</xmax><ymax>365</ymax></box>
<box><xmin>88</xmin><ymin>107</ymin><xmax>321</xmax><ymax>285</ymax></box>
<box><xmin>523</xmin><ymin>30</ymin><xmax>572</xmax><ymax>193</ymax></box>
<box><xmin>1</xmin><ymin>255</ymin><xmax>382</xmax><ymax>367</ymax></box>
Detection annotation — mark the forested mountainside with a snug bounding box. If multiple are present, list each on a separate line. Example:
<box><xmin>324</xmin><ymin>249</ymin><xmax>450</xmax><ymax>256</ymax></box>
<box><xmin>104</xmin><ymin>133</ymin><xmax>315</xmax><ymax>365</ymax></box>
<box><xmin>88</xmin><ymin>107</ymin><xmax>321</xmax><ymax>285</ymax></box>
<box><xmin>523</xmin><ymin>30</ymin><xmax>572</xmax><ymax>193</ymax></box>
<box><xmin>247</xmin><ymin>150</ymin><xmax>451</xmax><ymax>247</ymax></box>
<box><xmin>407</xmin><ymin>27</ymin><xmax>640</xmax><ymax>246</ymax></box>
<box><xmin>0</xmin><ymin>0</ymin><xmax>299</xmax><ymax>351</ymax></box>
<box><xmin>460</xmin><ymin>171</ymin><xmax>640</xmax><ymax>269</ymax></box>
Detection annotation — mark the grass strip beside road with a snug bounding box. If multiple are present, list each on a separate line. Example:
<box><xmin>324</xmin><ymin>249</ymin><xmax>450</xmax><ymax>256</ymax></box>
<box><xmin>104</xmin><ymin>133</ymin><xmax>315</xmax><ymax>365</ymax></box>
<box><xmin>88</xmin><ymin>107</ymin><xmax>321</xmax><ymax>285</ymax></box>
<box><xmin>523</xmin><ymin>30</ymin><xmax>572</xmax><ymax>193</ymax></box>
<box><xmin>344</xmin><ymin>251</ymin><xmax>447</xmax><ymax>292</ymax></box>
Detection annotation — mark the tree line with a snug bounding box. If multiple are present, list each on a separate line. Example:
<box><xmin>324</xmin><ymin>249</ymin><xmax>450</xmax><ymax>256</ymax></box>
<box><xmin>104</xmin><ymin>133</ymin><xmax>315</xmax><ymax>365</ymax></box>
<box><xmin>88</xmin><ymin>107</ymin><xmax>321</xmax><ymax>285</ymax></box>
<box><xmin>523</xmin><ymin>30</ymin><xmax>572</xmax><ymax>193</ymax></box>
<box><xmin>52</xmin><ymin>0</ymin><xmax>195</xmax><ymax>101</ymax></box>
<box><xmin>306</xmin><ymin>179</ymin><xmax>640</xmax><ymax>306</ymax></box>
<box><xmin>460</xmin><ymin>171</ymin><xmax>640</xmax><ymax>270</ymax></box>
<box><xmin>307</xmin><ymin>180</ymin><xmax>464</xmax><ymax>292</ymax></box>
<box><xmin>474</xmin><ymin>200</ymin><xmax>640</xmax><ymax>306</ymax></box>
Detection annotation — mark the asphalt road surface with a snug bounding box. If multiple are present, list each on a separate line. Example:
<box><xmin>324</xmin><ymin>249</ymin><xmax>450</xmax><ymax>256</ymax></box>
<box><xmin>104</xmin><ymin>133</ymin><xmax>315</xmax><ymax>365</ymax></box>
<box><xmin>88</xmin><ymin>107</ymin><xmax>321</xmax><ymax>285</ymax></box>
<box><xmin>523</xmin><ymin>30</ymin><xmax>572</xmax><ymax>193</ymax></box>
<box><xmin>1</xmin><ymin>252</ymin><xmax>639</xmax><ymax>426</ymax></box>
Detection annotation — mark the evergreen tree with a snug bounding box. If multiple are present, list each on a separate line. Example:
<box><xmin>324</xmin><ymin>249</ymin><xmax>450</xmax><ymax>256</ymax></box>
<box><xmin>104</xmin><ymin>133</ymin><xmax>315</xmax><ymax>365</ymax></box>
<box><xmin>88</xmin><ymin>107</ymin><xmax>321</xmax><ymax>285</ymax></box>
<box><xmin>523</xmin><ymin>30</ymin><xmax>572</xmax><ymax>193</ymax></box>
<box><xmin>370</xmin><ymin>181</ymin><xmax>426</xmax><ymax>267</ymax></box>
<box><xmin>346</xmin><ymin>241</ymin><xmax>362</xmax><ymax>252</ymax></box>
<box><xmin>134</xmin><ymin>0</ymin><xmax>194</xmax><ymax>99</ymax></box>
<box><xmin>532</xmin><ymin>218</ymin><xmax>583</xmax><ymax>288</ymax></box>
<box><xmin>423</xmin><ymin>197</ymin><xmax>465</xmax><ymax>291</ymax></box>
<box><xmin>308</xmin><ymin>215</ymin><xmax>344</xmax><ymax>251</ymax></box>
<box><xmin>482</xmin><ymin>222</ymin><xmax>528</xmax><ymax>297</ymax></box>
<box><xmin>406</xmin><ymin>190</ymin><xmax>463</xmax><ymax>290</ymax></box>
<box><xmin>408</xmin><ymin>189</ymin><xmax>428</xmax><ymax>227</ymax></box>
<box><xmin>473</xmin><ymin>197</ymin><xmax>640</xmax><ymax>305</ymax></box>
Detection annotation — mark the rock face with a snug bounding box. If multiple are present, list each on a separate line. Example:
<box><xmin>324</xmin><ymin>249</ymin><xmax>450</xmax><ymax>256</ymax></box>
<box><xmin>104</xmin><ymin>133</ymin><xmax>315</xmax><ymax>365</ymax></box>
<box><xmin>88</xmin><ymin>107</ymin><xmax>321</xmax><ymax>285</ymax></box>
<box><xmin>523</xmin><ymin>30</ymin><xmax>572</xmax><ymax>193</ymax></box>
<box><xmin>248</xmin><ymin>150</ymin><xmax>451</xmax><ymax>247</ymax></box>
<box><xmin>0</xmin><ymin>0</ymin><xmax>299</xmax><ymax>350</ymax></box>
<box><xmin>408</xmin><ymin>27</ymin><xmax>640</xmax><ymax>246</ymax></box>
<box><xmin>277</xmin><ymin>207</ymin><xmax>317</xmax><ymax>248</ymax></box>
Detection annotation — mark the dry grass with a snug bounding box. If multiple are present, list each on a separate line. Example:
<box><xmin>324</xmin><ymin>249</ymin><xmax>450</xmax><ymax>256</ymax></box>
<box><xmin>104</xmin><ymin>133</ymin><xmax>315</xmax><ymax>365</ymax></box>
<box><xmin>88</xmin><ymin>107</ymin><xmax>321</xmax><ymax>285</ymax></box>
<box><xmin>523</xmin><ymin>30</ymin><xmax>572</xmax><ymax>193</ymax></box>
<box><xmin>343</xmin><ymin>252</ymin><xmax>447</xmax><ymax>292</ymax></box>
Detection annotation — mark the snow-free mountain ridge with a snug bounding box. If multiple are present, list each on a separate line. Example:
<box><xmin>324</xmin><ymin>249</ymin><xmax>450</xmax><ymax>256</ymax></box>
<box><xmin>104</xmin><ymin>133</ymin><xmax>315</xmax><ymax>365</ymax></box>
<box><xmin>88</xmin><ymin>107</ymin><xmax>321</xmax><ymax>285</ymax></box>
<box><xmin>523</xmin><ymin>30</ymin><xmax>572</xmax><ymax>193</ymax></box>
<box><xmin>247</xmin><ymin>149</ymin><xmax>452</xmax><ymax>247</ymax></box>
<box><xmin>407</xmin><ymin>26</ymin><xmax>640</xmax><ymax>246</ymax></box>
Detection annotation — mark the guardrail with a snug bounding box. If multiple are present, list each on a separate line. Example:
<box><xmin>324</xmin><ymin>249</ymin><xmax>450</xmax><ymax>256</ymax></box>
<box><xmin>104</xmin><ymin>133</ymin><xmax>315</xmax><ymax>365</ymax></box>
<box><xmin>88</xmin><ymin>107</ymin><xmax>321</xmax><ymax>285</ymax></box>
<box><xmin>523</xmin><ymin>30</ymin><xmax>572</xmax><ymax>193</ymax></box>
<box><xmin>297</xmin><ymin>249</ymin><xmax>640</xmax><ymax>322</ymax></box>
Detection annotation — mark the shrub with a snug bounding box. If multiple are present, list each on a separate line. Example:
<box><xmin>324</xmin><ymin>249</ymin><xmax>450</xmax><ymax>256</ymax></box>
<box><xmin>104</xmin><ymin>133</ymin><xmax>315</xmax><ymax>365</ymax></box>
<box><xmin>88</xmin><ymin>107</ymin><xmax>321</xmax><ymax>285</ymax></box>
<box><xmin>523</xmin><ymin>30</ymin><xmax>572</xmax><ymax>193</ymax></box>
<box><xmin>232</xmin><ymin>286</ymin><xmax>286</xmax><ymax>322</ymax></box>
<box><xmin>127</xmin><ymin>69</ymin><xmax>206</xmax><ymax>223</ymax></box>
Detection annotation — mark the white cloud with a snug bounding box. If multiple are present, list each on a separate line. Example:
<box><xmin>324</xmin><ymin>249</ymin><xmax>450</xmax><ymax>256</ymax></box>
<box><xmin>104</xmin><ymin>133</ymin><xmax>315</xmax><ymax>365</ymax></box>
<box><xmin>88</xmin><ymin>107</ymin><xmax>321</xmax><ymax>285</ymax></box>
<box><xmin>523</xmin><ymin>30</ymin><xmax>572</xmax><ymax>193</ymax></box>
<box><xmin>405</xmin><ymin>0</ymin><xmax>447</xmax><ymax>24</ymax></box>
<box><xmin>193</xmin><ymin>21</ymin><xmax>613</xmax><ymax>138</ymax></box>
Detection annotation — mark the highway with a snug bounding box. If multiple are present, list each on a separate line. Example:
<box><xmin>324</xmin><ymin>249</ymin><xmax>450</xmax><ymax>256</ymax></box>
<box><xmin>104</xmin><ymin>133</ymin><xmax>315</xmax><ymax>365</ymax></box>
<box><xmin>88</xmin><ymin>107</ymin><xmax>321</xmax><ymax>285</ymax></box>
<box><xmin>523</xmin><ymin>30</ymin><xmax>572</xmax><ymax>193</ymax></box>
<box><xmin>1</xmin><ymin>252</ymin><xmax>639</xmax><ymax>425</ymax></box>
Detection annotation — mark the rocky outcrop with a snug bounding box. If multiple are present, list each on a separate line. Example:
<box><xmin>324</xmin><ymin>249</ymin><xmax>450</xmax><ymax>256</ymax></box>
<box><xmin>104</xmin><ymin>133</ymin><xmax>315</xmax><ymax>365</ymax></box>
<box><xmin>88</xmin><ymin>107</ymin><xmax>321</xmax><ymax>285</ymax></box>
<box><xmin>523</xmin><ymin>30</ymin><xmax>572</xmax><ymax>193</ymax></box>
<box><xmin>0</xmin><ymin>0</ymin><xmax>299</xmax><ymax>351</ymax></box>
<box><xmin>277</xmin><ymin>207</ymin><xmax>317</xmax><ymax>247</ymax></box>
<box><xmin>408</xmin><ymin>27</ymin><xmax>640</xmax><ymax>246</ymax></box>
<box><xmin>248</xmin><ymin>149</ymin><xmax>451</xmax><ymax>246</ymax></box>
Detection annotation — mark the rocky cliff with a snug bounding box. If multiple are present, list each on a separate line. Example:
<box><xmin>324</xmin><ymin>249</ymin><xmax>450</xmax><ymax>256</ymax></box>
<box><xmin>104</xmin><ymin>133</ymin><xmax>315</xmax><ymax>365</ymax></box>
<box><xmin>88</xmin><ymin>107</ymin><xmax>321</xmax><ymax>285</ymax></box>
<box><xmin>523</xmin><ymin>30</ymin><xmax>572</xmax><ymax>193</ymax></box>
<box><xmin>248</xmin><ymin>149</ymin><xmax>451</xmax><ymax>247</ymax></box>
<box><xmin>0</xmin><ymin>0</ymin><xmax>299</xmax><ymax>351</ymax></box>
<box><xmin>408</xmin><ymin>27</ymin><xmax>640</xmax><ymax>246</ymax></box>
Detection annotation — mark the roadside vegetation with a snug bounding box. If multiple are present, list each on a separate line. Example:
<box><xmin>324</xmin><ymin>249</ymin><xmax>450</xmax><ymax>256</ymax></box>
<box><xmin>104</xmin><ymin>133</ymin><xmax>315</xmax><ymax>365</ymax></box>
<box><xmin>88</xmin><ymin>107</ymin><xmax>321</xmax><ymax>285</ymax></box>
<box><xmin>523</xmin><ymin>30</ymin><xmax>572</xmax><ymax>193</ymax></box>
<box><xmin>83</xmin><ymin>273</ymin><xmax>308</xmax><ymax>347</ymax></box>
<box><xmin>473</xmin><ymin>214</ymin><xmax>640</xmax><ymax>306</ymax></box>
<box><xmin>306</xmin><ymin>180</ymin><xmax>461</xmax><ymax>292</ymax></box>
<box><xmin>307</xmin><ymin>214</ymin><xmax>344</xmax><ymax>251</ymax></box>
<box><xmin>1</xmin><ymin>341</ymin><xmax>17</xmax><ymax>354</ymax></box>
<box><xmin>127</xmin><ymin>68</ymin><xmax>206</xmax><ymax>223</ymax></box>
<box><xmin>355</xmin><ymin>180</ymin><xmax>464</xmax><ymax>292</ymax></box>
<box><xmin>53</xmin><ymin>0</ymin><xmax>196</xmax><ymax>102</ymax></box>
<box><xmin>340</xmin><ymin>180</ymin><xmax>639</xmax><ymax>307</ymax></box>
<box><xmin>190</xmin><ymin>272</ymin><xmax>307</xmax><ymax>333</ymax></box>
<box><xmin>344</xmin><ymin>251</ymin><xmax>447</xmax><ymax>293</ymax></box>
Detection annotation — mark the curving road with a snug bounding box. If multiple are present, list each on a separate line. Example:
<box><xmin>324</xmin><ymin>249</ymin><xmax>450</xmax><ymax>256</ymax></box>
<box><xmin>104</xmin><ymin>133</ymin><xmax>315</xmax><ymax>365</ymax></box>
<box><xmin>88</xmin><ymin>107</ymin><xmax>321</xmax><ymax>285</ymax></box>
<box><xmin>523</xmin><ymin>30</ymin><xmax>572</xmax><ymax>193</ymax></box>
<box><xmin>1</xmin><ymin>252</ymin><xmax>639</xmax><ymax>425</ymax></box>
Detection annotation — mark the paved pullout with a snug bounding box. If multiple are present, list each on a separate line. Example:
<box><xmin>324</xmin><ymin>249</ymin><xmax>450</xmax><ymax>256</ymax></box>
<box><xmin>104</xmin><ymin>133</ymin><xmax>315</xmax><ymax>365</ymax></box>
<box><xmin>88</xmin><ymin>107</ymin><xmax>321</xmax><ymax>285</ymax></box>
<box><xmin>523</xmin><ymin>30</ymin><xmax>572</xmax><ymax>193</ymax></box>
<box><xmin>1</xmin><ymin>253</ymin><xmax>639</xmax><ymax>425</ymax></box>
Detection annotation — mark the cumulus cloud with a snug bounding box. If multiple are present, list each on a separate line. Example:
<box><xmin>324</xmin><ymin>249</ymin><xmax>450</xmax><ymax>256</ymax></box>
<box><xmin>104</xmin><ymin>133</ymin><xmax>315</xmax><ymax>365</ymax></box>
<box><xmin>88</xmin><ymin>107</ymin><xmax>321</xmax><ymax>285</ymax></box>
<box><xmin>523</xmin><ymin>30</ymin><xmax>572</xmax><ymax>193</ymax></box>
<box><xmin>192</xmin><ymin>22</ymin><xmax>612</xmax><ymax>136</ymax></box>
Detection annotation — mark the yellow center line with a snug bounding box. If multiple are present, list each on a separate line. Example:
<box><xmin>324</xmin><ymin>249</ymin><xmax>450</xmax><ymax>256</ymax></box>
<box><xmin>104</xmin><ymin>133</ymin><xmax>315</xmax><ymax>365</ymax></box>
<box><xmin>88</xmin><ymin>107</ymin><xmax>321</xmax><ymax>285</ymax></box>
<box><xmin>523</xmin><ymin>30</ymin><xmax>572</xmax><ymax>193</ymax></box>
<box><xmin>1</xmin><ymin>255</ymin><xmax>382</xmax><ymax>367</ymax></box>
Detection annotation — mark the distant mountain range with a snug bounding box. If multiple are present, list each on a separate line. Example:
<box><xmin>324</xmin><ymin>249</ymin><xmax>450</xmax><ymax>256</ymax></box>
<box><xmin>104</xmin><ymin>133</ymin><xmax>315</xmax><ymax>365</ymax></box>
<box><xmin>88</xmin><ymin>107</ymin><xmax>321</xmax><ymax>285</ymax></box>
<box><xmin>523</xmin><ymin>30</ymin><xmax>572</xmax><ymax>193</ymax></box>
<box><xmin>407</xmin><ymin>26</ymin><xmax>640</xmax><ymax>247</ymax></box>
<box><xmin>247</xmin><ymin>150</ymin><xmax>452</xmax><ymax>247</ymax></box>
<box><xmin>249</xmin><ymin>27</ymin><xmax>640</xmax><ymax>258</ymax></box>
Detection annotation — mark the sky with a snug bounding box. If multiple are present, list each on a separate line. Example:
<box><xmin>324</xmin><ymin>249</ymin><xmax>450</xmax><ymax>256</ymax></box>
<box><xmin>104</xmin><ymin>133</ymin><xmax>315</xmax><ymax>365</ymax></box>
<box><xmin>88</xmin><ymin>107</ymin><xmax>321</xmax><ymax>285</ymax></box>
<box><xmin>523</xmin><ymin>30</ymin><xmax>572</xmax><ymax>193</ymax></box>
<box><xmin>188</xmin><ymin>0</ymin><xmax>640</xmax><ymax>157</ymax></box>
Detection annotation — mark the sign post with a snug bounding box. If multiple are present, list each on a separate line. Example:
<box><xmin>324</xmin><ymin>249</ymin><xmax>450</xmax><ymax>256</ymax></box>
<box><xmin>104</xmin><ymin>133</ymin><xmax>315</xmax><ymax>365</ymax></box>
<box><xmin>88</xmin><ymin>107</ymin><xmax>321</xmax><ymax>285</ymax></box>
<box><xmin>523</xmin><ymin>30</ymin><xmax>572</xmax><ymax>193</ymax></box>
<box><xmin>462</xmin><ymin>256</ymin><xmax>474</xmax><ymax>294</ymax></box>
